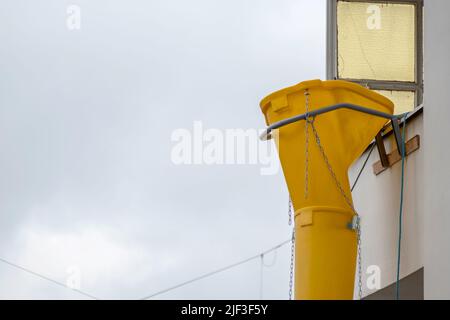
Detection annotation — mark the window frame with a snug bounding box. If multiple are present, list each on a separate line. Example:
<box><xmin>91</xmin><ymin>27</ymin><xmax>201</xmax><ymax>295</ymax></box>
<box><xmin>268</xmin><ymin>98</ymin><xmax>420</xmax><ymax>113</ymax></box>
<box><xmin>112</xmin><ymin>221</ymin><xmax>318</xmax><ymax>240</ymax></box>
<box><xmin>326</xmin><ymin>0</ymin><xmax>424</xmax><ymax>109</ymax></box>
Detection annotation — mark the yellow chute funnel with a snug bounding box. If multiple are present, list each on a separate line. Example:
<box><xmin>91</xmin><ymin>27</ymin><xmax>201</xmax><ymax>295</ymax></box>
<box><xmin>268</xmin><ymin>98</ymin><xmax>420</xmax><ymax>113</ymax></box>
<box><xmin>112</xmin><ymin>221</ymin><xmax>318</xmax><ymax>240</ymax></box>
<box><xmin>260</xmin><ymin>80</ymin><xmax>394</xmax><ymax>300</ymax></box>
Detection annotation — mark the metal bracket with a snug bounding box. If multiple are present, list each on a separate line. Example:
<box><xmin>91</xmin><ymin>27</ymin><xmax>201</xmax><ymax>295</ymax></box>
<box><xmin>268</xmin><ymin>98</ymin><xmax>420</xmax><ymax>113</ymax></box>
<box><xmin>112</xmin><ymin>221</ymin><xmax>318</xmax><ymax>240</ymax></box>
<box><xmin>374</xmin><ymin>117</ymin><xmax>407</xmax><ymax>169</ymax></box>
<box><xmin>347</xmin><ymin>215</ymin><xmax>360</xmax><ymax>231</ymax></box>
<box><xmin>391</xmin><ymin>117</ymin><xmax>404</xmax><ymax>153</ymax></box>
<box><xmin>260</xmin><ymin>103</ymin><xmax>405</xmax><ymax>155</ymax></box>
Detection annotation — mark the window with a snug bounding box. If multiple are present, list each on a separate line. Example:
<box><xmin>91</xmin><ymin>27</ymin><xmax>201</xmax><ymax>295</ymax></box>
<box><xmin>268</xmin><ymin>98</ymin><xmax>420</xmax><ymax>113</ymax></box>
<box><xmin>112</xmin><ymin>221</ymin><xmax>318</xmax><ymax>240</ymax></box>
<box><xmin>327</xmin><ymin>0</ymin><xmax>423</xmax><ymax>114</ymax></box>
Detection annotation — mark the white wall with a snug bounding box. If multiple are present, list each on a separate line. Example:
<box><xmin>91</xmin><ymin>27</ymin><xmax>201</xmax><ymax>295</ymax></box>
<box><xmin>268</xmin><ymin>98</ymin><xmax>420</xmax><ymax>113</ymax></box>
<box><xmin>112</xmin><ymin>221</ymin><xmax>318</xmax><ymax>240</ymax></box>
<box><xmin>348</xmin><ymin>0</ymin><xmax>450</xmax><ymax>299</ymax></box>
<box><xmin>423</xmin><ymin>0</ymin><xmax>450</xmax><ymax>300</ymax></box>
<box><xmin>349</xmin><ymin>117</ymin><xmax>424</xmax><ymax>298</ymax></box>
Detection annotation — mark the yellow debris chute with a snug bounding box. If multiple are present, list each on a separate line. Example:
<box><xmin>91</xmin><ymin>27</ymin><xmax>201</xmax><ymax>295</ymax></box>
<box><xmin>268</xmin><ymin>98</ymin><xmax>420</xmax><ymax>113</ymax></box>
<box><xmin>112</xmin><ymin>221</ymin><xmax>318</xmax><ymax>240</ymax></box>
<box><xmin>260</xmin><ymin>79</ymin><xmax>394</xmax><ymax>300</ymax></box>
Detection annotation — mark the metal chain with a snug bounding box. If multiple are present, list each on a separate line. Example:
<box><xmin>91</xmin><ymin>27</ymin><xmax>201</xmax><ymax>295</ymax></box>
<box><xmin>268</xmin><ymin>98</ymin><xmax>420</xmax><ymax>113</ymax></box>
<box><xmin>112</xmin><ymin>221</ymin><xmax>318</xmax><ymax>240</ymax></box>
<box><xmin>304</xmin><ymin>90</ymin><xmax>311</xmax><ymax>199</ymax></box>
<box><xmin>309</xmin><ymin>114</ymin><xmax>363</xmax><ymax>300</ymax></box>
<box><xmin>289</xmin><ymin>223</ymin><xmax>295</xmax><ymax>300</ymax></box>
<box><xmin>288</xmin><ymin>197</ymin><xmax>295</xmax><ymax>300</ymax></box>
<box><xmin>357</xmin><ymin>223</ymin><xmax>363</xmax><ymax>299</ymax></box>
<box><xmin>310</xmin><ymin>122</ymin><xmax>356</xmax><ymax>213</ymax></box>
<box><xmin>288</xmin><ymin>90</ymin><xmax>311</xmax><ymax>300</ymax></box>
<box><xmin>289</xmin><ymin>91</ymin><xmax>363</xmax><ymax>300</ymax></box>
<box><xmin>288</xmin><ymin>196</ymin><xmax>293</xmax><ymax>226</ymax></box>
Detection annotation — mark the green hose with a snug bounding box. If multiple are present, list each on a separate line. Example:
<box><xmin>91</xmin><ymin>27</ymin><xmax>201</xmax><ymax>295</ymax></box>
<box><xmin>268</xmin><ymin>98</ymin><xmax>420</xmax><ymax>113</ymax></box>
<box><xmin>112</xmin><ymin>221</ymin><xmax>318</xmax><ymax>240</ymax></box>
<box><xmin>396</xmin><ymin>114</ymin><xmax>408</xmax><ymax>300</ymax></box>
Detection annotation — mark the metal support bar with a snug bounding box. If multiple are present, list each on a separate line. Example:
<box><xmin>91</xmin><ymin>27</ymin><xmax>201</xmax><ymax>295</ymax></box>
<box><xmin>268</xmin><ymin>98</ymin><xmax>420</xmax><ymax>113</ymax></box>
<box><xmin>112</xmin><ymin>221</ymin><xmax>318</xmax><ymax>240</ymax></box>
<box><xmin>260</xmin><ymin>104</ymin><xmax>404</xmax><ymax>154</ymax></box>
<box><xmin>391</xmin><ymin>118</ymin><xmax>403</xmax><ymax>153</ymax></box>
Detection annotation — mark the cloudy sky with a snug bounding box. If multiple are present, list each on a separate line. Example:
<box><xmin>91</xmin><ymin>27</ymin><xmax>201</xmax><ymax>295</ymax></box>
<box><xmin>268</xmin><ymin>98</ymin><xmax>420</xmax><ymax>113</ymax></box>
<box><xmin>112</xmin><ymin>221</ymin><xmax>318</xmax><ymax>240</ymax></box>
<box><xmin>0</xmin><ymin>0</ymin><xmax>326</xmax><ymax>299</ymax></box>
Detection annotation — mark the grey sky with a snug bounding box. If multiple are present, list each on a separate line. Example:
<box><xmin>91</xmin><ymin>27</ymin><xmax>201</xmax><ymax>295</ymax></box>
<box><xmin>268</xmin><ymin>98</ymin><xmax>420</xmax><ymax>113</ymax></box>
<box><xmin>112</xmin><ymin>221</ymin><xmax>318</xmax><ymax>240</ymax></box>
<box><xmin>0</xmin><ymin>0</ymin><xmax>325</xmax><ymax>299</ymax></box>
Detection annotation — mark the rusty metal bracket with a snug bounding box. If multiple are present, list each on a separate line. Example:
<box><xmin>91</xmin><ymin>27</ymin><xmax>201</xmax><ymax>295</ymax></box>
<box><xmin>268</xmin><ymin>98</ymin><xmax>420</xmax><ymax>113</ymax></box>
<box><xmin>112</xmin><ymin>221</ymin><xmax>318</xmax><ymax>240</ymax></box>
<box><xmin>375</xmin><ymin>132</ymin><xmax>389</xmax><ymax>168</ymax></box>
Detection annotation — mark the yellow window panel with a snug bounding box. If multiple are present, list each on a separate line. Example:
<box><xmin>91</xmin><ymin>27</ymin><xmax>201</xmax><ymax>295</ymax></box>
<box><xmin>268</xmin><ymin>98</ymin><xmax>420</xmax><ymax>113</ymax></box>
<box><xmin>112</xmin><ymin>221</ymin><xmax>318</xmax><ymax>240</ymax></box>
<box><xmin>337</xmin><ymin>1</ymin><xmax>416</xmax><ymax>82</ymax></box>
<box><xmin>376</xmin><ymin>90</ymin><xmax>415</xmax><ymax>114</ymax></box>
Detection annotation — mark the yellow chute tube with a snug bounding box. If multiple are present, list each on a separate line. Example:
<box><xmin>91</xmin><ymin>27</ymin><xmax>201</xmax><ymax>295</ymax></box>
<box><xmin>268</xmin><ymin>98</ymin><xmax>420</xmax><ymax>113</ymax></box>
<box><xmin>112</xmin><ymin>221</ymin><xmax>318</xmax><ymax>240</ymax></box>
<box><xmin>260</xmin><ymin>80</ymin><xmax>394</xmax><ymax>300</ymax></box>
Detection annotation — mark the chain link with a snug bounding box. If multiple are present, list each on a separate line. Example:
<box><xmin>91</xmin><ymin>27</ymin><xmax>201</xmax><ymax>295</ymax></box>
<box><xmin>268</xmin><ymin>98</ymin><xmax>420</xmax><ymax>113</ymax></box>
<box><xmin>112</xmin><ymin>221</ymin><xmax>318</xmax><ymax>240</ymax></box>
<box><xmin>288</xmin><ymin>196</ymin><xmax>293</xmax><ymax>226</ymax></box>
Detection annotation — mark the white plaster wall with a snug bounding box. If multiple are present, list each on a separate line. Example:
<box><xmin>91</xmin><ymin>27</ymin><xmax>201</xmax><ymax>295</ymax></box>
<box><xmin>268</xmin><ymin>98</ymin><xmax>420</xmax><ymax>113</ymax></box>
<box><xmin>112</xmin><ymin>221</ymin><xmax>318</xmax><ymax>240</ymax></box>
<box><xmin>423</xmin><ymin>0</ymin><xmax>450</xmax><ymax>300</ymax></box>
<box><xmin>349</xmin><ymin>116</ymin><xmax>424</xmax><ymax>298</ymax></box>
<box><xmin>328</xmin><ymin>0</ymin><xmax>450</xmax><ymax>299</ymax></box>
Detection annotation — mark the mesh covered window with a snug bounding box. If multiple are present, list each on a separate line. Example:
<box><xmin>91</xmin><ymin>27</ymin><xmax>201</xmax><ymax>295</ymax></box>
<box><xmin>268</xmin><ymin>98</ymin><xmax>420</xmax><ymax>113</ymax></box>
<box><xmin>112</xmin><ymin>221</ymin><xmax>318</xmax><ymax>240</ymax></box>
<box><xmin>375</xmin><ymin>90</ymin><xmax>415</xmax><ymax>114</ymax></box>
<box><xmin>337</xmin><ymin>2</ymin><xmax>415</xmax><ymax>81</ymax></box>
<box><xmin>330</xmin><ymin>0</ymin><xmax>423</xmax><ymax>115</ymax></box>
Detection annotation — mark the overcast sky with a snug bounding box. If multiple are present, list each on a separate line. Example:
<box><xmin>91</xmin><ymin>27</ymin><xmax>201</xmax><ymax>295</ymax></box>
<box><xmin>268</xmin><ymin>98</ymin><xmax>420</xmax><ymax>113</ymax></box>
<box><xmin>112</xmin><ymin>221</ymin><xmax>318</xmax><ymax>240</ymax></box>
<box><xmin>0</xmin><ymin>0</ymin><xmax>326</xmax><ymax>299</ymax></box>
